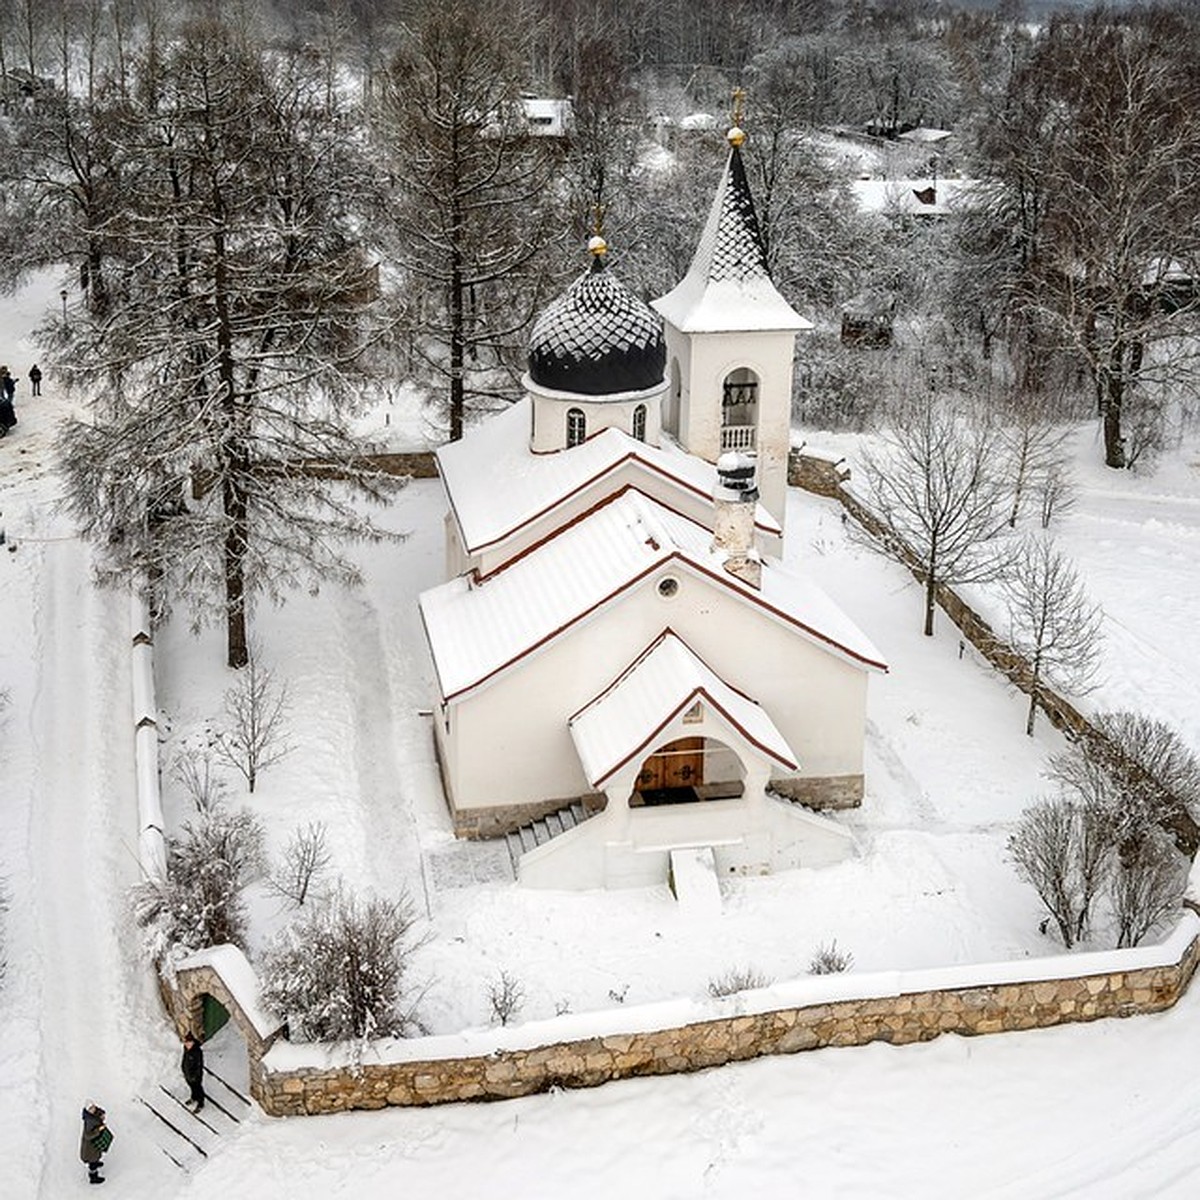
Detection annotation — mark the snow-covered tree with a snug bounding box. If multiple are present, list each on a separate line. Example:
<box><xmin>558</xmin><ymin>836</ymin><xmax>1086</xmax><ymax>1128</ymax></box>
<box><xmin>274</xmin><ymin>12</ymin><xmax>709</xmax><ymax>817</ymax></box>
<box><xmin>1109</xmin><ymin>830</ymin><xmax>1184</xmax><ymax>949</ymax></box>
<box><xmin>1048</xmin><ymin>711</ymin><xmax>1200</xmax><ymax>859</ymax></box>
<box><xmin>212</xmin><ymin>648</ymin><xmax>291</xmax><ymax>794</ymax></box>
<box><xmin>971</xmin><ymin>8</ymin><xmax>1200</xmax><ymax>469</ymax></box>
<box><xmin>56</xmin><ymin>19</ymin><xmax>402</xmax><ymax>668</ymax></box>
<box><xmin>860</xmin><ymin>386</ymin><xmax>1011</xmax><ymax>635</ymax></box>
<box><xmin>374</xmin><ymin>0</ymin><xmax>563</xmax><ymax>440</ymax></box>
<box><xmin>259</xmin><ymin>886</ymin><xmax>425</xmax><ymax>1043</ymax></box>
<box><xmin>1008</xmin><ymin>795</ymin><xmax>1110</xmax><ymax>948</ymax></box>
<box><xmin>135</xmin><ymin>802</ymin><xmax>266</xmax><ymax>957</ymax></box>
<box><xmin>1002</xmin><ymin>535</ymin><xmax>1103</xmax><ymax>736</ymax></box>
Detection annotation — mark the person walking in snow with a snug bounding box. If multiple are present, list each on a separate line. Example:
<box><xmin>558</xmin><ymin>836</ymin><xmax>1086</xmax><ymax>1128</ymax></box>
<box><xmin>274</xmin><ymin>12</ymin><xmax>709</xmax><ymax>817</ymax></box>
<box><xmin>28</xmin><ymin>363</ymin><xmax>41</xmax><ymax>396</ymax></box>
<box><xmin>182</xmin><ymin>1030</ymin><xmax>206</xmax><ymax>1112</ymax></box>
<box><xmin>80</xmin><ymin>1102</ymin><xmax>112</xmax><ymax>1185</ymax></box>
<box><xmin>0</xmin><ymin>367</ymin><xmax>16</xmax><ymax>436</ymax></box>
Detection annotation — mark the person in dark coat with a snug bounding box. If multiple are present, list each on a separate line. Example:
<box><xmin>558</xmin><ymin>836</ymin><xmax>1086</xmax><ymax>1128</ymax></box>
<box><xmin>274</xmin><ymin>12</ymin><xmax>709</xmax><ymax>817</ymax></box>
<box><xmin>0</xmin><ymin>367</ymin><xmax>15</xmax><ymax>435</ymax></box>
<box><xmin>80</xmin><ymin>1103</ymin><xmax>110</xmax><ymax>1185</ymax></box>
<box><xmin>28</xmin><ymin>363</ymin><xmax>41</xmax><ymax>396</ymax></box>
<box><xmin>182</xmin><ymin>1031</ymin><xmax>206</xmax><ymax>1111</ymax></box>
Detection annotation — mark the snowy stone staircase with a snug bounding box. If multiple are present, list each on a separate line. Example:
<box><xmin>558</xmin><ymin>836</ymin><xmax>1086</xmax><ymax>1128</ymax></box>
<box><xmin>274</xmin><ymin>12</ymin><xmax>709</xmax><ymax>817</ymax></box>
<box><xmin>505</xmin><ymin>801</ymin><xmax>595</xmax><ymax>870</ymax></box>
<box><xmin>135</xmin><ymin>1066</ymin><xmax>251</xmax><ymax>1175</ymax></box>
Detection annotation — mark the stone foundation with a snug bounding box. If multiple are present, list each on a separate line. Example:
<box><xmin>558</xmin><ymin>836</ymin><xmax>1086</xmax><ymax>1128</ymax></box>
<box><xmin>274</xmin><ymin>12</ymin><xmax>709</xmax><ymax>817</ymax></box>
<box><xmin>449</xmin><ymin>791</ymin><xmax>607</xmax><ymax>839</ymax></box>
<box><xmin>255</xmin><ymin>924</ymin><xmax>1200</xmax><ymax>1115</ymax></box>
<box><xmin>770</xmin><ymin>774</ymin><xmax>864</xmax><ymax>810</ymax></box>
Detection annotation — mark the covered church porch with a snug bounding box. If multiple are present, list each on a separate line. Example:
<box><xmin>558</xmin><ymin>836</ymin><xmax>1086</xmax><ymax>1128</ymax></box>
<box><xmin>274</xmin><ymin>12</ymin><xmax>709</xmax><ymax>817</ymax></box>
<box><xmin>515</xmin><ymin>633</ymin><xmax>855</xmax><ymax>890</ymax></box>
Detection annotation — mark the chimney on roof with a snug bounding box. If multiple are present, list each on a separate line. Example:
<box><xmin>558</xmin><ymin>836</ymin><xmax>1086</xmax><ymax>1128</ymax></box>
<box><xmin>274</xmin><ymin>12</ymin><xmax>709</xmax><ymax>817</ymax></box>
<box><xmin>712</xmin><ymin>452</ymin><xmax>761</xmax><ymax>590</ymax></box>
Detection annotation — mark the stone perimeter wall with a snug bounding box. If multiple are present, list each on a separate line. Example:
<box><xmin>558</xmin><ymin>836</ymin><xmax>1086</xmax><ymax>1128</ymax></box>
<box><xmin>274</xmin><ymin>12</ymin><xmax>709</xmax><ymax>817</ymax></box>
<box><xmin>257</xmin><ymin>932</ymin><xmax>1200</xmax><ymax>1114</ymax></box>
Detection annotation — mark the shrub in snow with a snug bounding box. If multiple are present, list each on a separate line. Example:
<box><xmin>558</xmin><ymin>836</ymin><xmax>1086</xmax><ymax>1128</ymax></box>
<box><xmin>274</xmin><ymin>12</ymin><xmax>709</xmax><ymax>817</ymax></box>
<box><xmin>1048</xmin><ymin>711</ymin><xmax>1200</xmax><ymax>858</ymax></box>
<box><xmin>171</xmin><ymin>744</ymin><xmax>230</xmax><ymax>812</ymax></box>
<box><xmin>809</xmin><ymin>940</ymin><xmax>853</xmax><ymax>975</ymax></box>
<box><xmin>707</xmin><ymin>966</ymin><xmax>772</xmax><ymax>998</ymax></box>
<box><xmin>268</xmin><ymin>822</ymin><xmax>332</xmax><ymax>907</ymax></box>
<box><xmin>486</xmin><ymin>969</ymin><xmax>525</xmax><ymax>1027</ymax></box>
<box><xmin>212</xmin><ymin>649</ymin><xmax>291</xmax><ymax>794</ymax></box>
<box><xmin>133</xmin><ymin>802</ymin><xmax>266</xmax><ymax>957</ymax></box>
<box><xmin>1108</xmin><ymin>831</ymin><xmax>1185</xmax><ymax>949</ymax></box>
<box><xmin>259</xmin><ymin>885</ymin><xmax>425</xmax><ymax>1043</ymax></box>
<box><xmin>1008</xmin><ymin>796</ymin><xmax>1110</xmax><ymax>948</ymax></box>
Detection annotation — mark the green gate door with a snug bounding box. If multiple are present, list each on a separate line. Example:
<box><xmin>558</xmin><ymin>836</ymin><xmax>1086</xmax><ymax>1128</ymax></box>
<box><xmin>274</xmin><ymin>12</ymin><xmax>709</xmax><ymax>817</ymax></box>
<box><xmin>202</xmin><ymin>993</ymin><xmax>230</xmax><ymax>1040</ymax></box>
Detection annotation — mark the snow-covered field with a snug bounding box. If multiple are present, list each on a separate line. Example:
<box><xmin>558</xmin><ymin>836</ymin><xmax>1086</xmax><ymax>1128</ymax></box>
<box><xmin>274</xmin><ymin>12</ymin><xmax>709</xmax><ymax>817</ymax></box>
<box><xmin>3</xmin><ymin>270</ymin><xmax>1200</xmax><ymax>1198</ymax></box>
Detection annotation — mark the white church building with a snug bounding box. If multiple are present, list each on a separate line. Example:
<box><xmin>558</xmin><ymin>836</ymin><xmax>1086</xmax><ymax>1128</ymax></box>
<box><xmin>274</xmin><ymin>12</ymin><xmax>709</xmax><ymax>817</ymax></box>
<box><xmin>418</xmin><ymin>125</ymin><xmax>887</xmax><ymax>890</ymax></box>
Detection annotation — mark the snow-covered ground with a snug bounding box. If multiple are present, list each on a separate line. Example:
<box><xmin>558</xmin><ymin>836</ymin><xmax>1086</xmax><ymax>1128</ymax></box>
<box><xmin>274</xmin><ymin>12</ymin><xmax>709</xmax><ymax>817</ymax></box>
<box><xmin>3</xmin><ymin>270</ymin><xmax>1200</xmax><ymax>1198</ymax></box>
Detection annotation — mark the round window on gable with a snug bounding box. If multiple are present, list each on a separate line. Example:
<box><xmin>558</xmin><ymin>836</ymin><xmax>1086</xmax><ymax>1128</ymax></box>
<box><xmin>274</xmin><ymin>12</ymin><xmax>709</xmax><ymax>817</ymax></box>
<box><xmin>658</xmin><ymin>576</ymin><xmax>679</xmax><ymax>599</ymax></box>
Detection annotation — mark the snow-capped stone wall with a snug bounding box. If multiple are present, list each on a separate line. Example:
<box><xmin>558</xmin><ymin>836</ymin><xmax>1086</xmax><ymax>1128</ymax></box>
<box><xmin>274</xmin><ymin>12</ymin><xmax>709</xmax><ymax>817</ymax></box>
<box><xmin>251</xmin><ymin>917</ymin><xmax>1200</xmax><ymax>1115</ymax></box>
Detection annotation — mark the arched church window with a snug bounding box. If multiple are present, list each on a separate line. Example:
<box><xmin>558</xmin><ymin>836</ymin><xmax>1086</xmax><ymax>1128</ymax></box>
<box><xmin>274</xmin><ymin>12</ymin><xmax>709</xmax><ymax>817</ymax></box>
<box><xmin>566</xmin><ymin>407</ymin><xmax>586</xmax><ymax>447</ymax></box>
<box><xmin>632</xmin><ymin>404</ymin><xmax>646</xmax><ymax>442</ymax></box>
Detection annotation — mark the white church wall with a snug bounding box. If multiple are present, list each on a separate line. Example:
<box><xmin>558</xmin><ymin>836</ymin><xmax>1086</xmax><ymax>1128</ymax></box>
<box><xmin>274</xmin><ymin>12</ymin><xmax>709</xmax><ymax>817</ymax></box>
<box><xmin>443</xmin><ymin>564</ymin><xmax>869</xmax><ymax>816</ymax></box>
<box><xmin>528</xmin><ymin>384</ymin><xmax>665</xmax><ymax>454</ymax></box>
<box><xmin>662</xmin><ymin>327</ymin><xmax>796</xmax><ymax>531</ymax></box>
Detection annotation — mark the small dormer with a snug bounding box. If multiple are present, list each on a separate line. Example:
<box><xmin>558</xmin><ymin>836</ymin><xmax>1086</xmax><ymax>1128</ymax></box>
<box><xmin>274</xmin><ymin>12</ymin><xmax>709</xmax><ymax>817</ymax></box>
<box><xmin>525</xmin><ymin>237</ymin><xmax>667</xmax><ymax>454</ymax></box>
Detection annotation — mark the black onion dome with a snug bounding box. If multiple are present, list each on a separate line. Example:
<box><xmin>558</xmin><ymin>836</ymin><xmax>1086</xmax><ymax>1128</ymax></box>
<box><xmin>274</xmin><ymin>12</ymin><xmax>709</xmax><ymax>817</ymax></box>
<box><xmin>528</xmin><ymin>258</ymin><xmax>666</xmax><ymax>396</ymax></box>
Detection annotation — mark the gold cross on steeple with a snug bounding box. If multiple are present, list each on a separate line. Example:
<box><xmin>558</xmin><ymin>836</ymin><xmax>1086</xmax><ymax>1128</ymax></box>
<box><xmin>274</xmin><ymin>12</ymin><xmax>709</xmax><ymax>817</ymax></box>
<box><xmin>731</xmin><ymin>87</ymin><xmax>747</xmax><ymax>128</ymax></box>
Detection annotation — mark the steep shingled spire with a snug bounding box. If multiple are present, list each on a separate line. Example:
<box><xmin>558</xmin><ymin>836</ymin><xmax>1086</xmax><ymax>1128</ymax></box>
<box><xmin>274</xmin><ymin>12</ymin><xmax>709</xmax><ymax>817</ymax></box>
<box><xmin>652</xmin><ymin>107</ymin><xmax>810</xmax><ymax>335</ymax></box>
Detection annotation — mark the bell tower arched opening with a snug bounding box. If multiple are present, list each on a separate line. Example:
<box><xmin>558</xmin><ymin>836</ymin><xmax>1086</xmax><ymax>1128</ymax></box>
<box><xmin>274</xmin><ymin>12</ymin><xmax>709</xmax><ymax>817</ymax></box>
<box><xmin>720</xmin><ymin>367</ymin><xmax>759</xmax><ymax>454</ymax></box>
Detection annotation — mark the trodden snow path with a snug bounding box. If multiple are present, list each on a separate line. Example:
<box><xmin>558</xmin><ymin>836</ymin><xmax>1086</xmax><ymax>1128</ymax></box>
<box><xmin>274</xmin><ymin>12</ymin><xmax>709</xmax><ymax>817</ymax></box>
<box><xmin>10</xmin><ymin>532</ymin><xmax>176</xmax><ymax>1196</ymax></box>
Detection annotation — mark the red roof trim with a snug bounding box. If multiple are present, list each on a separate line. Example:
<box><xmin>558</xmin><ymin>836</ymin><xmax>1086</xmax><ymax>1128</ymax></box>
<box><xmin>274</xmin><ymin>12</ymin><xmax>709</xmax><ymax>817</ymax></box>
<box><xmin>439</xmin><ymin>437</ymin><xmax>780</xmax><ymax>561</ymax></box>
<box><xmin>440</xmin><ymin>550</ymin><xmax>886</xmax><ymax>705</ymax></box>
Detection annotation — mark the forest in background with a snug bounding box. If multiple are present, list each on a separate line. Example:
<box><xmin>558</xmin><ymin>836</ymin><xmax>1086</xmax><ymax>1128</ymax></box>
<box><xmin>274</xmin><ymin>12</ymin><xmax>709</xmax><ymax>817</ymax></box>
<box><xmin>0</xmin><ymin>0</ymin><xmax>1198</xmax><ymax>666</ymax></box>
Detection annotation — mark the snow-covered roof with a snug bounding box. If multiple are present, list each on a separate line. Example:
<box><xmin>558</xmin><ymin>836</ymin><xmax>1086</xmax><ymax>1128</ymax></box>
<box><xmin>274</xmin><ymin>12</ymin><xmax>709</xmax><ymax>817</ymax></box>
<box><xmin>176</xmin><ymin>944</ymin><xmax>283</xmax><ymax>1040</ymax></box>
<box><xmin>420</xmin><ymin>489</ymin><xmax>886</xmax><ymax>702</ymax></box>
<box><xmin>569</xmin><ymin>631</ymin><xmax>798</xmax><ymax>788</ymax></box>
<box><xmin>528</xmin><ymin>259</ymin><xmax>665</xmax><ymax>396</ymax></box>
<box><xmin>897</xmin><ymin>127</ymin><xmax>953</xmax><ymax>145</ymax></box>
<box><xmin>436</xmin><ymin>398</ymin><xmax>782</xmax><ymax>558</ymax></box>
<box><xmin>653</xmin><ymin>143</ymin><xmax>811</xmax><ymax>334</ymax></box>
<box><xmin>852</xmin><ymin>177</ymin><xmax>975</xmax><ymax>217</ymax></box>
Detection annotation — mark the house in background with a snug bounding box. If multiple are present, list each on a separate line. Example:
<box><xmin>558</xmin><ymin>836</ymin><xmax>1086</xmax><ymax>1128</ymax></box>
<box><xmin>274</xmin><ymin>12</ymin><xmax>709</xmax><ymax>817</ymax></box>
<box><xmin>419</xmin><ymin>123</ymin><xmax>887</xmax><ymax>890</ymax></box>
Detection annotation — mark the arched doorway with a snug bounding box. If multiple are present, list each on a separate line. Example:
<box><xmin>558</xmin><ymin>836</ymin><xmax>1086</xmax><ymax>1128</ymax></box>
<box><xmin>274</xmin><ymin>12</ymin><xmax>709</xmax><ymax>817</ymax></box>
<box><xmin>630</xmin><ymin>735</ymin><xmax>745</xmax><ymax>806</ymax></box>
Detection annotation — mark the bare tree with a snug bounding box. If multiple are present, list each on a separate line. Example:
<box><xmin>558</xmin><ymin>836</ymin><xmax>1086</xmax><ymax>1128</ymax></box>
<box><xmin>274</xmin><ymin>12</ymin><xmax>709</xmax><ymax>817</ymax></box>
<box><xmin>268</xmin><ymin>822</ymin><xmax>331</xmax><ymax>907</ymax></box>
<box><xmin>259</xmin><ymin>885</ymin><xmax>426</xmax><ymax>1043</ymax></box>
<box><xmin>1002</xmin><ymin>535</ymin><xmax>1104</xmax><ymax>736</ymax></box>
<box><xmin>212</xmin><ymin>649</ymin><xmax>291</xmax><ymax>794</ymax></box>
<box><xmin>171</xmin><ymin>745</ymin><xmax>230</xmax><ymax>813</ymax></box>
<box><xmin>1008</xmin><ymin>796</ymin><xmax>1110</xmax><ymax>948</ymax></box>
<box><xmin>1049</xmin><ymin>711</ymin><xmax>1200</xmax><ymax>859</ymax></box>
<box><xmin>486</xmin><ymin>969</ymin><xmax>526</xmax><ymax>1026</ymax></box>
<box><xmin>998</xmin><ymin>388</ymin><xmax>1074</xmax><ymax>528</ymax></box>
<box><xmin>860</xmin><ymin>387</ymin><xmax>1011</xmax><ymax>635</ymax></box>
<box><xmin>972</xmin><ymin>9</ymin><xmax>1200</xmax><ymax>468</ymax></box>
<box><xmin>1109</xmin><ymin>831</ymin><xmax>1185</xmax><ymax>949</ymax></box>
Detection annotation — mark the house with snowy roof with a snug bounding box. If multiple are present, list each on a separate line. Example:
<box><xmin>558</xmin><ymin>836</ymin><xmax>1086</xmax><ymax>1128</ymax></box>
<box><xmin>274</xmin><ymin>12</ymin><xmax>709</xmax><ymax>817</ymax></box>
<box><xmin>419</xmin><ymin>123</ymin><xmax>887</xmax><ymax>890</ymax></box>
